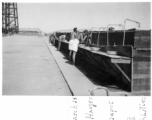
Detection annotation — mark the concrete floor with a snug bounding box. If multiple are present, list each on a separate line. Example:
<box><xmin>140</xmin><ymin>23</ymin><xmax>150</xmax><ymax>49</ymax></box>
<box><xmin>2</xmin><ymin>35</ymin><xmax>72</xmax><ymax>96</ymax></box>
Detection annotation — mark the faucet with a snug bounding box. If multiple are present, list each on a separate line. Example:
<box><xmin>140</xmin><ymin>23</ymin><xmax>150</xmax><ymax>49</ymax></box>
<box><xmin>123</xmin><ymin>19</ymin><xmax>141</xmax><ymax>46</ymax></box>
<box><xmin>107</xmin><ymin>24</ymin><xmax>124</xmax><ymax>46</ymax></box>
<box><xmin>90</xmin><ymin>27</ymin><xmax>100</xmax><ymax>45</ymax></box>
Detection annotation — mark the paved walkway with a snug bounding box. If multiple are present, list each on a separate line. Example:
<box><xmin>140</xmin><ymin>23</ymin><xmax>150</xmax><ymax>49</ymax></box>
<box><xmin>3</xmin><ymin>36</ymin><xmax>72</xmax><ymax>96</ymax></box>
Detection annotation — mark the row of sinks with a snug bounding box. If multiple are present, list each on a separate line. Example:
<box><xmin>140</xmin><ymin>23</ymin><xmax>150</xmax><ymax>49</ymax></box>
<box><xmin>78</xmin><ymin>44</ymin><xmax>117</xmax><ymax>55</ymax></box>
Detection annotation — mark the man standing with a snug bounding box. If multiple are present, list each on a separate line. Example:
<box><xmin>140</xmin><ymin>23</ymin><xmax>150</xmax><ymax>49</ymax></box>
<box><xmin>68</xmin><ymin>28</ymin><xmax>90</xmax><ymax>65</ymax></box>
<box><xmin>51</xmin><ymin>32</ymin><xmax>58</xmax><ymax>45</ymax></box>
<box><xmin>68</xmin><ymin>27</ymin><xmax>78</xmax><ymax>64</ymax></box>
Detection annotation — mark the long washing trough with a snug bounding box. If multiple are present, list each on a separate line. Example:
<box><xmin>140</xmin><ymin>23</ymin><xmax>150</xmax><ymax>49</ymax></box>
<box><xmin>49</xmin><ymin>20</ymin><xmax>151</xmax><ymax>96</ymax></box>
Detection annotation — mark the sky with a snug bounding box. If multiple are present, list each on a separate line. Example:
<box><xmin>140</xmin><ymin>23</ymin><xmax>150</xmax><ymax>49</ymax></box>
<box><xmin>17</xmin><ymin>2</ymin><xmax>151</xmax><ymax>33</ymax></box>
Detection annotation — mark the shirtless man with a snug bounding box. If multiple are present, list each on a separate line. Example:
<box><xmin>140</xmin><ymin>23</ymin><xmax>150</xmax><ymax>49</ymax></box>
<box><xmin>49</xmin><ymin>33</ymin><xmax>54</xmax><ymax>43</ymax></box>
<box><xmin>58</xmin><ymin>34</ymin><xmax>66</xmax><ymax>50</ymax></box>
<box><xmin>77</xmin><ymin>30</ymin><xmax>90</xmax><ymax>44</ymax></box>
<box><xmin>68</xmin><ymin>28</ymin><xmax>78</xmax><ymax>65</ymax></box>
<box><xmin>51</xmin><ymin>32</ymin><xmax>58</xmax><ymax>45</ymax></box>
<box><xmin>69</xmin><ymin>29</ymin><xmax>92</xmax><ymax>65</ymax></box>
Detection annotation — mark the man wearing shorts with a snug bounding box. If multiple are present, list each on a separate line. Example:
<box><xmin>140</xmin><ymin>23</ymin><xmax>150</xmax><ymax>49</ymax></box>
<box><xmin>68</xmin><ymin>27</ymin><xmax>78</xmax><ymax>65</ymax></box>
<box><xmin>49</xmin><ymin>33</ymin><xmax>55</xmax><ymax>43</ymax></box>
<box><xmin>68</xmin><ymin>28</ymin><xmax>89</xmax><ymax>65</ymax></box>
<box><xmin>51</xmin><ymin>32</ymin><xmax>58</xmax><ymax>45</ymax></box>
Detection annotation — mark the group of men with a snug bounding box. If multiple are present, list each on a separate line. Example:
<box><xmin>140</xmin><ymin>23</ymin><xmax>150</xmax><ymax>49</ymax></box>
<box><xmin>68</xmin><ymin>27</ymin><xmax>91</xmax><ymax>65</ymax></box>
<box><xmin>50</xmin><ymin>27</ymin><xmax>91</xmax><ymax>65</ymax></box>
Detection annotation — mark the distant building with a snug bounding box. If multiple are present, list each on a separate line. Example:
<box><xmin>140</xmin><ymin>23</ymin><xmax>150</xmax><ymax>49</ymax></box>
<box><xmin>19</xmin><ymin>28</ymin><xmax>42</xmax><ymax>36</ymax></box>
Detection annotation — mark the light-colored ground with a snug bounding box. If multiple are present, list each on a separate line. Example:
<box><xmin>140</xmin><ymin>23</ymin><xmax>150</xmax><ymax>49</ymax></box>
<box><xmin>2</xmin><ymin>35</ymin><xmax>72</xmax><ymax>96</ymax></box>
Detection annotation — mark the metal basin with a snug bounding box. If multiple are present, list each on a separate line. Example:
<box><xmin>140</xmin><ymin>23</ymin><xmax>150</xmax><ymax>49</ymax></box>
<box><xmin>90</xmin><ymin>47</ymin><xmax>100</xmax><ymax>51</ymax></box>
<box><xmin>78</xmin><ymin>44</ymin><xmax>85</xmax><ymax>48</ymax></box>
<box><xmin>107</xmin><ymin>51</ymin><xmax>117</xmax><ymax>55</ymax></box>
<box><xmin>84</xmin><ymin>46</ymin><xmax>91</xmax><ymax>50</ymax></box>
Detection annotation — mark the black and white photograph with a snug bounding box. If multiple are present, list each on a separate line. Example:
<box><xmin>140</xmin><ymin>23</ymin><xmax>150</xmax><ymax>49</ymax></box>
<box><xmin>1</xmin><ymin>1</ymin><xmax>151</xmax><ymax>120</ymax></box>
<box><xmin>2</xmin><ymin>2</ymin><xmax>151</xmax><ymax>96</ymax></box>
